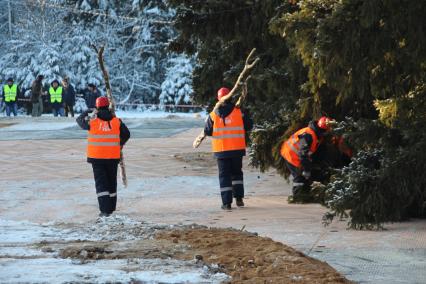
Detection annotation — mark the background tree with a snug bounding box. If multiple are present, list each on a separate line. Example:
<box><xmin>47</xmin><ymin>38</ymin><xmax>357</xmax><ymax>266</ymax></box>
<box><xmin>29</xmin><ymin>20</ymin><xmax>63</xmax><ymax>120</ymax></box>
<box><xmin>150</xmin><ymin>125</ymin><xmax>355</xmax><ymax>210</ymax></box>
<box><xmin>0</xmin><ymin>0</ymin><xmax>194</xmax><ymax>107</ymax></box>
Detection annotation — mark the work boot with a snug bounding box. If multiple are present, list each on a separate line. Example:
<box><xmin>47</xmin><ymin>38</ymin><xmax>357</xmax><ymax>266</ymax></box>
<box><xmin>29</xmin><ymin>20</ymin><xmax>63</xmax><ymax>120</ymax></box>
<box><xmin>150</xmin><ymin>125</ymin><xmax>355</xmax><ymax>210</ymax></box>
<box><xmin>236</xmin><ymin>198</ymin><xmax>245</xmax><ymax>207</ymax></box>
<box><xmin>221</xmin><ymin>204</ymin><xmax>232</xmax><ymax>211</ymax></box>
<box><xmin>98</xmin><ymin>212</ymin><xmax>111</xmax><ymax>218</ymax></box>
<box><xmin>290</xmin><ymin>185</ymin><xmax>314</xmax><ymax>203</ymax></box>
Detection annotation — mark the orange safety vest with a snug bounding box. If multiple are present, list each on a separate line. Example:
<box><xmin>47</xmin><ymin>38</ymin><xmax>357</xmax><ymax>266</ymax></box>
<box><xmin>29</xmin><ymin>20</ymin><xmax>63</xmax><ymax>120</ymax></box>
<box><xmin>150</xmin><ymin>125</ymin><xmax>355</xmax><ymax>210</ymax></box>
<box><xmin>87</xmin><ymin>117</ymin><xmax>121</xmax><ymax>159</ymax></box>
<box><xmin>280</xmin><ymin>127</ymin><xmax>320</xmax><ymax>168</ymax></box>
<box><xmin>210</xmin><ymin>108</ymin><xmax>246</xmax><ymax>153</ymax></box>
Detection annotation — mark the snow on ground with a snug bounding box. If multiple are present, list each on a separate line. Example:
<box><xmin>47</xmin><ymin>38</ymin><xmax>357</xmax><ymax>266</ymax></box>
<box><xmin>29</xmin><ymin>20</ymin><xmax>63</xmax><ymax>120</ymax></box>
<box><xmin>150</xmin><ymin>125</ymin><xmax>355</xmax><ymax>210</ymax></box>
<box><xmin>0</xmin><ymin>110</ymin><xmax>206</xmax><ymax>120</ymax></box>
<box><xmin>0</xmin><ymin>217</ymin><xmax>229</xmax><ymax>284</ymax></box>
<box><xmin>0</xmin><ymin>111</ymin><xmax>206</xmax><ymax>141</ymax></box>
<box><xmin>0</xmin><ymin>258</ymin><xmax>228</xmax><ymax>284</ymax></box>
<box><xmin>1</xmin><ymin>121</ymin><xmax>77</xmax><ymax>131</ymax></box>
<box><xmin>115</xmin><ymin>110</ymin><xmax>206</xmax><ymax>119</ymax></box>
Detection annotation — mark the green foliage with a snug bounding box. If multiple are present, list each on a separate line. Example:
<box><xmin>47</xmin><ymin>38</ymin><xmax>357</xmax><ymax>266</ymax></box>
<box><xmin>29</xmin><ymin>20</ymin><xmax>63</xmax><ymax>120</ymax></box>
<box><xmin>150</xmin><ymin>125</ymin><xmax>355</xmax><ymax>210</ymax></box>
<box><xmin>170</xmin><ymin>0</ymin><xmax>426</xmax><ymax>229</ymax></box>
<box><xmin>168</xmin><ymin>0</ymin><xmax>304</xmax><ymax>118</ymax></box>
<box><xmin>325</xmin><ymin>135</ymin><xmax>426</xmax><ymax>229</ymax></box>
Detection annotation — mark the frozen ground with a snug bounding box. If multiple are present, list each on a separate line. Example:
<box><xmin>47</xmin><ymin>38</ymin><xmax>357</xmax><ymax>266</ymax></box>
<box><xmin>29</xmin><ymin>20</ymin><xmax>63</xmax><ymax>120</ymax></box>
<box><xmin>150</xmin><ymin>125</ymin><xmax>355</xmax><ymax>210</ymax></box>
<box><xmin>0</xmin><ymin>217</ymin><xmax>229</xmax><ymax>284</ymax></box>
<box><xmin>0</xmin><ymin>112</ymin><xmax>205</xmax><ymax>140</ymax></box>
<box><xmin>0</xmin><ymin>116</ymin><xmax>426</xmax><ymax>283</ymax></box>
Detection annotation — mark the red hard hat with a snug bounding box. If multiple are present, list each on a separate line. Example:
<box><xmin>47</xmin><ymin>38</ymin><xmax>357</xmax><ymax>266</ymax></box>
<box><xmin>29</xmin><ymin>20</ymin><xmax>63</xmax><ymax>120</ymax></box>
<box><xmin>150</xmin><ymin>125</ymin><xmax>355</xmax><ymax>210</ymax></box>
<box><xmin>317</xmin><ymin>116</ymin><xmax>332</xmax><ymax>130</ymax></box>
<box><xmin>217</xmin><ymin>87</ymin><xmax>230</xmax><ymax>100</ymax></box>
<box><xmin>96</xmin><ymin>96</ymin><xmax>109</xmax><ymax>108</ymax></box>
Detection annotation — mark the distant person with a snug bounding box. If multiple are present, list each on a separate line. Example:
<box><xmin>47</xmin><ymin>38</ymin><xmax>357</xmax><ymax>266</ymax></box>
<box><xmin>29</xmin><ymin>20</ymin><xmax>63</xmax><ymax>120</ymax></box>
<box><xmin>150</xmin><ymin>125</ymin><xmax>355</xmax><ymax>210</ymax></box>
<box><xmin>76</xmin><ymin>97</ymin><xmax>130</xmax><ymax>217</ymax></box>
<box><xmin>62</xmin><ymin>77</ymin><xmax>75</xmax><ymax>117</ymax></box>
<box><xmin>84</xmin><ymin>83</ymin><xmax>102</xmax><ymax>109</ymax></box>
<box><xmin>31</xmin><ymin>75</ymin><xmax>45</xmax><ymax>117</ymax></box>
<box><xmin>0</xmin><ymin>96</ymin><xmax>4</xmax><ymax>114</ymax></box>
<box><xmin>2</xmin><ymin>78</ymin><xmax>19</xmax><ymax>117</ymax></box>
<box><xmin>49</xmin><ymin>79</ymin><xmax>64</xmax><ymax>117</ymax></box>
<box><xmin>204</xmin><ymin>87</ymin><xmax>253</xmax><ymax>210</ymax></box>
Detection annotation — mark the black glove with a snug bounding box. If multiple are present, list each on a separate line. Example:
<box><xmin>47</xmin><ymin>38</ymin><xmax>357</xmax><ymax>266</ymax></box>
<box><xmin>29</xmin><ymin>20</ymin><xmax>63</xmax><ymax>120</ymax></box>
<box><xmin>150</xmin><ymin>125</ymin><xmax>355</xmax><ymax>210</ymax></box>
<box><xmin>302</xmin><ymin>171</ymin><xmax>311</xmax><ymax>180</ymax></box>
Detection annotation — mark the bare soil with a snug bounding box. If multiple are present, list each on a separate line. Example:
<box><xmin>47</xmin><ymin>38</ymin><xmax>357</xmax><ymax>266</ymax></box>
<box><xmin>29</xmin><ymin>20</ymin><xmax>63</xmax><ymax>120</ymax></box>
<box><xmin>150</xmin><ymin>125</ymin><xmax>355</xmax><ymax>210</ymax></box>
<box><xmin>33</xmin><ymin>222</ymin><xmax>350</xmax><ymax>283</ymax></box>
<box><xmin>158</xmin><ymin>228</ymin><xmax>351</xmax><ymax>284</ymax></box>
<box><xmin>55</xmin><ymin>239</ymin><xmax>184</xmax><ymax>261</ymax></box>
<box><xmin>0</xmin><ymin>122</ymin><xmax>16</xmax><ymax>128</ymax></box>
<box><xmin>173</xmin><ymin>151</ymin><xmax>217</xmax><ymax>169</ymax></box>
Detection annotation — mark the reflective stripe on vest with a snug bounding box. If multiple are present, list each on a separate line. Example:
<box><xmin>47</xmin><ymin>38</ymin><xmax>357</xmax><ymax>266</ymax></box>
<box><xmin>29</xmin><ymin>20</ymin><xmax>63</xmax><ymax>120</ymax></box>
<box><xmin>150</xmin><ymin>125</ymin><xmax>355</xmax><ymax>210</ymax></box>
<box><xmin>87</xmin><ymin>117</ymin><xmax>121</xmax><ymax>159</ymax></box>
<box><xmin>210</xmin><ymin>108</ymin><xmax>246</xmax><ymax>153</ymax></box>
<box><xmin>280</xmin><ymin>127</ymin><xmax>319</xmax><ymax>168</ymax></box>
<box><xmin>3</xmin><ymin>84</ymin><xmax>17</xmax><ymax>102</ymax></box>
<box><xmin>49</xmin><ymin>86</ymin><xmax>63</xmax><ymax>103</ymax></box>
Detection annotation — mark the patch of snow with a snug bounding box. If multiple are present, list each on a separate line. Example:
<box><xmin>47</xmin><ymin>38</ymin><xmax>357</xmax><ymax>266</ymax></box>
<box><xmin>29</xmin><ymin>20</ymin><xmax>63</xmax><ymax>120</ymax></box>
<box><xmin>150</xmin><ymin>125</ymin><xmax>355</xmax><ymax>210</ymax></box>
<box><xmin>0</xmin><ymin>121</ymin><xmax>76</xmax><ymax>131</ymax></box>
<box><xmin>115</xmin><ymin>110</ymin><xmax>206</xmax><ymax>119</ymax></box>
<box><xmin>0</xmin><ymin>219</ymin><xmax>62</xmax><ymax>243</ymax></box>
<box><xmin>0</xmin><ymin>247</ymin><xmax>44</xmax><ymax>258</ymax></box>
<box><xmin>0</xmin><ymin>217</ymin><xmax>230</xmax><ymax>284</ymax></box>
<box><xmin>61</xmin><ymin>215</ymin><xmax>163</xmax><ymax>241</ymax></box>
<box><xmin>0</xmin><ymin>258</ymin><xmax>229</xmax><ymax>284</ymax></box>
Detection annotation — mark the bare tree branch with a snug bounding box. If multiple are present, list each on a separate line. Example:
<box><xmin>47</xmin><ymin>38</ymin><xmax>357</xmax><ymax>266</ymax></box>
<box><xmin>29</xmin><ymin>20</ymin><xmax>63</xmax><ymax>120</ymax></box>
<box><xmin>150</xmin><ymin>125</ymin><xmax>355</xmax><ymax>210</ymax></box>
<box><xmin>92</xmin><ymin>43</ymin><xmax>127</xmax><ymax>187</ymax></box>
<box><xmin>193</xmin><ymin>49</ymin><xmax>259</xmax><ymax>149</ymax></box>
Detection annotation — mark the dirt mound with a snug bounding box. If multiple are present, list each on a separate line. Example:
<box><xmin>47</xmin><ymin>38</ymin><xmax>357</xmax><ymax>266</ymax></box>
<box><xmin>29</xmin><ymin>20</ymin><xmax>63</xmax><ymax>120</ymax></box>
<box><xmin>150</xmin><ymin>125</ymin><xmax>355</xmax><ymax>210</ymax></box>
<box><xmin>158</xmin><ymin>228</ymin><xmax>351</xmax><ymax>284</ymax></box>
<box><xmin>173</xmin><ymin>152</ymin><xmax>217</xmax><ymax>169</ymax></box>
<box><xmin>59</xmin><ymin>243</ymin><xmax>113</xmax><ymax>260</ymax></box>
<box><xmin>57</xmin><ymin>239</ymin><xmax>184</xmax><ymax>261</ymax></box>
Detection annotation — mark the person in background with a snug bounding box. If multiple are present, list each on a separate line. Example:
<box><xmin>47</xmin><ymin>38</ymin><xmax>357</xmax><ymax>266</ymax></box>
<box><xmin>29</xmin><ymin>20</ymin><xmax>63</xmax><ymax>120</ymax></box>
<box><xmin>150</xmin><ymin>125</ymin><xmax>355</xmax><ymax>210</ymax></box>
<box><xmin>49</xmin><ymin>79</ymin><xmax>64</xmax><ymax>117</ymax></box>
<box><xmin>62</xmin><ymin>77</ymin><xmax>75</xmax><ymax>117</ymax></box>
<box><xmin>84</xmin><ymin>83</ymin><xmax>102</xmax><ymax>109</ymax></box>
<box><xmin>204</xmin><ymin>87</ymin><xmax>253</xmax><ymax>211</ymax></box>
<box><xmin>0</xmin><ymin>96</ymin><xmax>4</xmax><ymax>114</ymax></box>
<box><xmin>31</xmin><ymin>75</ymin><xmax>45</xmax><ymax>117</ymax></box>
<box><xmin>2</xmin><ymin>78</ymin><xmax>19</xmax><ymax>117</ymax></box>
<box><xmin>76</xmin><ymin>97</ymin><xmax>130</xmax><ymax>217</ymax></box>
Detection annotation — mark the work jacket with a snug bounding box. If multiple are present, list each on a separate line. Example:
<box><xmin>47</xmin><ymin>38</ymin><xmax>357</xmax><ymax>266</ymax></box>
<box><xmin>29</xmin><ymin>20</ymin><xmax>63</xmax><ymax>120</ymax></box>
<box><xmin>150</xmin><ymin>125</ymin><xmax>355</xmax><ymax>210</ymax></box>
<box><xmin>281</xmin><ymin>121</ymin><xmax>324</xmax><ymax>170</ymax></box>
<box><xmin>87</xmin><ymin>117</ymin><xmax>121</xmax><ymax>160</ymax></box>
<box><xmin>204</xmin><ymin>102</ymin><xmax>253</xmax><ymax>158</ymax></box>
<box><xmin>211</xmin><ymin>107</ymin><xmax>246</xmax><ymax>153</ymax></box>
<box><xmin>76</xmin><ymin>109</ymin><xmax>130</xmax><ymax>164</ymax></box>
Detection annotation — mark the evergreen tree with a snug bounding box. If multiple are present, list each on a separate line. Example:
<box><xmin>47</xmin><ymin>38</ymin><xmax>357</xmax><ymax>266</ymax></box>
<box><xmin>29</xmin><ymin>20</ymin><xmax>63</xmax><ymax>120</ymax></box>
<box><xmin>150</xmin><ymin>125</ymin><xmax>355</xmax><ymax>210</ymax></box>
<box><xmin>0</xmin><ymin>0</ymin><xmax>194</xmax><ymax>107</ymax></box>
<box><xmin>168</xmin><ymin>0</ymin><xmax>306</xmax><ymax>174</ymax></box>
<box><xmin>159</xmin><ymin>54</ymin><xmax>194</xmax><ymax>106</ymax></box>
<box><xmin>170</xmin><ymin>0</ymin><xmax>426</xmax><ymax>228</ymax></box>
<box><xmin>272</xmin><ymin>0</ymin><xmax>426</xmax><ymax>228</ymax></box>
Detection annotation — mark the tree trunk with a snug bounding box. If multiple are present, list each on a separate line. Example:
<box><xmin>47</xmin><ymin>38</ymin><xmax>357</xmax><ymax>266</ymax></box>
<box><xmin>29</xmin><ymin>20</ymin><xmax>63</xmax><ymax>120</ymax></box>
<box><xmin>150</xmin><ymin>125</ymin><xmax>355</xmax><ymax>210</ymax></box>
<box><xmin>7</xmin><ymin>0</ymin><xmax>12</xmax><ymax>38</ymax></box>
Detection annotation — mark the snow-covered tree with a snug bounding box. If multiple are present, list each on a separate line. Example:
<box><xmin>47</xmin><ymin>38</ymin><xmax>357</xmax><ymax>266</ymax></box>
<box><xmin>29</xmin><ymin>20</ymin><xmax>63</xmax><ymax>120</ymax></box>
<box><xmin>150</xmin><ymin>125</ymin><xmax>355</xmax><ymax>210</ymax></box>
<box><xmin>0</xmin><ymin>0</ymin><xmax>67</xmax><ymax>87</ymax></box>
<box><xmin>0</xmin><ymin>0</ymin><xmax>194</xmax><ymax>107</ymax></box>
<box><xmin>160</xmin><ymin>55</ymin><xmax>194</xmax><ymax>105</ymax></box>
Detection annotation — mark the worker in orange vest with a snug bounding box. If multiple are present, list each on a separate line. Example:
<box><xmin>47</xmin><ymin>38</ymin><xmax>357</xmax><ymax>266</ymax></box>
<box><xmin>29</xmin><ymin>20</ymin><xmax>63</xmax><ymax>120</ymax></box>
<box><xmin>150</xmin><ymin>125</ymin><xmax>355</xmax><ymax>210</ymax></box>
<box><xmin>204</xmin><ymin>87</ymin><xmax>253</xmax><ymax>210</ymax></box>
<box><xmin>76</xmin><ymin>97</ymin><xmax>130</xmax><ymax>217</ymax></box>
<box><xmin>280</xmin><ymin>117</ymin><xmax>332</xmax><ymax>201</ymax></box>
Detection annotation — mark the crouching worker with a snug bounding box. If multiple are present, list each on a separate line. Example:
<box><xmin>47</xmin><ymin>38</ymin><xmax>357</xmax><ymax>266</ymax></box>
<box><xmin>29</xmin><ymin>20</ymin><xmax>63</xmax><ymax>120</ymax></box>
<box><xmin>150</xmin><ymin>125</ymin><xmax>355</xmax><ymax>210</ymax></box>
<box><xmin>204</xmin><ymin>87</ymin><xmax>253</xmax><ymax>211</ymax></box>
<box><xmin>280</xmin><ymin>117</ymin><xmax>332</xmax><ymax>203</ymax></box>
<box><xmin>77</xmin><ymin>97</ymin><xmax>130</xmax><ymax>217</ymax></box>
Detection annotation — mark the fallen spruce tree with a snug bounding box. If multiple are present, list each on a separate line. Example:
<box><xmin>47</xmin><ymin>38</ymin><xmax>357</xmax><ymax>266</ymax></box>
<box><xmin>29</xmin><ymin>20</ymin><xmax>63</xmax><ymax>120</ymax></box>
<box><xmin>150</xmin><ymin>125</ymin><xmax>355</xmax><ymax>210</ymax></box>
<box><xmin>169</xmin><ymin>0</ymin><xmax>426</xmax><ymax>229</ymax></box>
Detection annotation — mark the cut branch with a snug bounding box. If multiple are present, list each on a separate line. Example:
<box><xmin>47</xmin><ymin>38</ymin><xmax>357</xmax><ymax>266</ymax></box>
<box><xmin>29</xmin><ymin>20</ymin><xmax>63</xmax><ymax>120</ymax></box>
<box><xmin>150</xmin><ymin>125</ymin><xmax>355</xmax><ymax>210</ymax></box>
<box><xmin>91</xmin><ymin>44</ymin><xmax>115</xmax><ymax>113</ymax></box>
<box><xmin>92</xmin><ymin>44</ymin><xmax>127</xmax><ymax>187</ymax></box>
<box><xmin>212</xmin><ymin>48</ymin><xmax>259</xmax><ymax>112</ymax></box>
